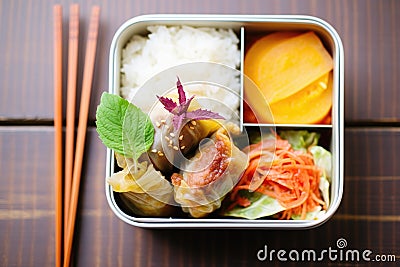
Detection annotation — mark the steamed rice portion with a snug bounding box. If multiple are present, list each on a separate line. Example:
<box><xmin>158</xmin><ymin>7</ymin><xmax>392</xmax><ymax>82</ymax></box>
<box><xmin>120</xmin><ymin>25</ymin><xmax>241</xmax><ymax>117</ymax></box>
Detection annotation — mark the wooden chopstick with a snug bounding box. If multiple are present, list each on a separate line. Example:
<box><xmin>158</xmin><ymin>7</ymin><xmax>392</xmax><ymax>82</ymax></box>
<box><xmin>64</xmin><ymin>3</ymin><xmax>79</xmax><ymax>239</ymax></box>
<box><xmin>53</xmin><ymin>5</ymin><xmax>63</xmax><ymax>267</ymax></box>
<box><xmin>63</xmin><ymin>6</ymin><xmax>100</xmax><ymax>267</ymax></box>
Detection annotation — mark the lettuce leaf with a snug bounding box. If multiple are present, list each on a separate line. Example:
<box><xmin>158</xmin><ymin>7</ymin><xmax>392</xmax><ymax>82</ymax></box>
<box><xmin>225</xmin><ymin>132</ymin><xmax>332</xmax><ymax>220</ymax></box>
<box><xmin>279</xmin><ymin>130</ymin><xmax>320</xmax><ymax>151</ymax></box>
<box><xmin>291</xmin><ymin>206</ymin><xmax>326</xmax><ymax>220</ymax></box>
<box><xmin>224</xmin><ymin>191</ymin><xmax>285</xmax><ymax>220</ymax></box>
<box><xmin>309</xmin><ymin>146</ymin><xmax>332</xmax><ymax>180</ymax></box>
<box><xmin>319</xmin><ymin>176</ymin><xmax>330</xmax><ymax>208</ymax></box>
<box><xmin>310</xmin><ymin>145</ymin><xmax>332</xmax><ymax>207</ymax></box>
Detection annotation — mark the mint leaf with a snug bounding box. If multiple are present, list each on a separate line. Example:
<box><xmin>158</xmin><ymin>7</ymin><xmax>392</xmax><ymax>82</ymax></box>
<box><xmin>122</xmin><ymin>103</ymin><xmax>154</xmax><ymax>160</ymax></box>
<box><xmin>96</xmin><ymin>93</ymin><xmax>129</xmax><ymax>155</ymax></box>
<box><xmin>96</xmin><ymin>93</ymin><xmax>154</xmax><ymax>160</ymax></box>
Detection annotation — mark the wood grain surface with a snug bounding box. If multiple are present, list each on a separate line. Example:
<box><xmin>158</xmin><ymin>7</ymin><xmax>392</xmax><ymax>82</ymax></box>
<box><xmin>0</xmin><ymin>0</ymin><xmax>399</xmax><ymax>266</ymax></box>
<box><xmin>0</xmin><ymin>128</ymin><xmax>398</xmax><ymax>266</ymax></box>
<box><xmin>0</xmin><ymin>0</ymin><xmax>399</xmax><ymax>122</ymax></box>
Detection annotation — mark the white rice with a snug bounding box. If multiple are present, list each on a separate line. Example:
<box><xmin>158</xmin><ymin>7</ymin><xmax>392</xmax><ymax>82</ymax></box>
<box><xmin>120</xmin><ymin>25</ymin><xmax>241</xmax><ymax>121</ymax></box>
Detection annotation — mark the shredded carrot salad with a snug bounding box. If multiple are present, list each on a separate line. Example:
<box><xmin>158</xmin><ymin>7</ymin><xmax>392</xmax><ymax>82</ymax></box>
<box><xmin>228</xmin><ymin>135</ymin><xmax>326</xmax><ymax>219</ymax></box>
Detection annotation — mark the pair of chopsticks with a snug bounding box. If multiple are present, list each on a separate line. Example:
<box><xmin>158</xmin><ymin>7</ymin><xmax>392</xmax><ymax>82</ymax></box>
<box><xmin>53</xmin><ymin>4</ymin><xmax>100</xmax><ymax>267</ymax></box>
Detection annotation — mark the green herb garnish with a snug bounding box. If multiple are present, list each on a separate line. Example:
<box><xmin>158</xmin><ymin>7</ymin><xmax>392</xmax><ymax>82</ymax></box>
<box><xmin>96</xmin><ymin>93</ymin><xmax>154</xmax><ymax>168</ymax></box>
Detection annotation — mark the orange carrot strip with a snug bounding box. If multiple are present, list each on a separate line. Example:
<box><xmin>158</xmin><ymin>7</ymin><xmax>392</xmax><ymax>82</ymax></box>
<box><xmin>228</xmin><ymin>134</ymin><xmax>327</xmax><ymax>219</ymax></box>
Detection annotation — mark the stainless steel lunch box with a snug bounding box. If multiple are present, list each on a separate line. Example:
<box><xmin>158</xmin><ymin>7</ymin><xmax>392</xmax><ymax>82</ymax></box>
<box><xmin>106</xmin><ymin>14</ymin><xmax>344</xmax><ymax>229</ymax></box>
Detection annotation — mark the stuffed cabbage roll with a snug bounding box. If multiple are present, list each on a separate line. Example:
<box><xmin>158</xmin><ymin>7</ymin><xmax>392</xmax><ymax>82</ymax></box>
<box><xmin>171</xmin><ymin>124</ymin><xmax>248</xmax><ymax>218</ymax></box>
<box><xmin>148</xmin><ymin>116</ymin><xmax>221</xmax><ymax>174</ymax></box>
<box><xmin>107</xmin><ymin>153</ymin><xmax>175</xmax><ymax>216</ymax></box>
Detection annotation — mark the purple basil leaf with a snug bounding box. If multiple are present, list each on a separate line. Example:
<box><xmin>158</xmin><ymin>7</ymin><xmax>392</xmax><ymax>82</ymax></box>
<box><xmin>158</xmin><ymin>77</ymin><xmax>226</xmax><ymax>131</ymax></box>
<box><xmin>186</xmin><ymin>109</ymin><xmax>225</xmax><ymax>120</ymax></box>
<box><xmin>176</xmin><ymin>95</ymin><xmax>195</xmax><ymax>115</ymax></box>
<box><xmin>157</xmin><ymin>95</ymin><xmax>177</xmax><ymax>113</ymax></box>
<box><xmin>176</xmin><ymin>77</ymin><xmax>186</xmax><ymax>105</ymax></box>
<box><xmin>172</xmin><ymin>113</ymin><xmax>185</xmax><ymax>130</ymax></box>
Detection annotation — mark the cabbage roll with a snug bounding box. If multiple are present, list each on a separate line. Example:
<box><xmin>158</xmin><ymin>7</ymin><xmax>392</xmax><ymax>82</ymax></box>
<box><xmin>171</xmin><ymin>125</ymin><xmax>248</xmax><ymax>218</ymax></box>
<box><xmin>107</xmin><ymin>153</ymin><xmax>175</xmax><ymax>216</ymax></box>
<box><xmin>148</xmin><ymin>115</ymin><xmax>220</xmax><ymax>174</ymax></box>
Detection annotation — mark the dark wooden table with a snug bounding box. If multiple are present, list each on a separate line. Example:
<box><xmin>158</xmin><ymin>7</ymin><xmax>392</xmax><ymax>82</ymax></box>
<box><xmin>1</xmin><ymin>0</ymin><xmax>399</xmax><ymax>266</ymax></box>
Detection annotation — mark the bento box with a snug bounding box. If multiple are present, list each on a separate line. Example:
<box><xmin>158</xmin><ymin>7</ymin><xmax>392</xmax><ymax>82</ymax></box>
<box><xmin>103</xmin><ymin>14</ymin><xmax>344</xmax><ymax>229</ymax></box>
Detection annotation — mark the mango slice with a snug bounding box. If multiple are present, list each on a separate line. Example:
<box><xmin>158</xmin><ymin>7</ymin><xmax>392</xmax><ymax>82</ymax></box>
<box><xmin>270</xmin><ymin>72</ymin><xmax>332</xmax><ymax>124</ymax></box>
<box><xmin>245</xmin><ymin>31</ymin><xmax>333</xmax><ymax>105</ymax></box>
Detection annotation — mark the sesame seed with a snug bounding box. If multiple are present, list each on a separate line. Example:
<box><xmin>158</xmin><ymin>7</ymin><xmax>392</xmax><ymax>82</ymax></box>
<box><xmin>191</xmin><ymin>120</ymin><xmax>197</xmax><ymax>126</ymax></box>
<box><xmin>169</xmin><ymin>140</ymin><xmax>173</xmax><ymax>145</ymax></box>
<box><xmin>155</xmin><ymin>121</ymin><xmax>161</xmax><ymax>127</ymax></box>
<box><xmin>319</xmin><ymin>81</ymin><xmax>327</xmax><ymax>89</ymax></box>
<box><xmin>164</xmin><ymin>136</ymin><xmax>170</xmax><ymax>141</ymax></box>
<box><xmin>173</xmin><ymin>146</ymin><xmax>179</xmax><ymax>151</ymax></box>
<box><xmin>158</xmin><ymin>151</ymin><xmax>164</xmax><ymax>157</ymax></box>
<box><xmin>169</xmin><ymin>132</ymin><xmax>175</xmax><ymax>137</ymax></box>
<box><xmin>179</xmin><ymin>135</ymin><xmax>183</xmax><ymax>140</ymax></box>
<box><xmin>189</xmin><ymin>126</ymin><xmax>195</xmax><ymax>130</ymax></box>
<box><xmin>180</xmin><ymin>145</ymin><xmax>185</xmax><ymax>150</ymax></box>
<box><xmin>160</xmin><ymin>119</ymin><xmax>166</xmax><ymax>124</ymax></box>
<box><xmin>151</xmin><ymin>149</ymin><xmax>157</xmax><ymax>153</ymax></box>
